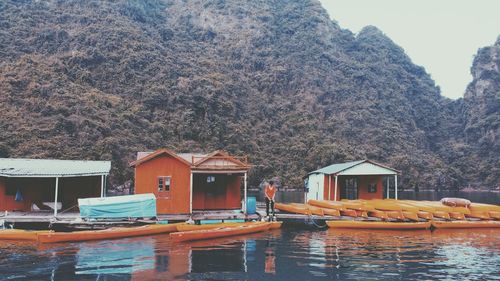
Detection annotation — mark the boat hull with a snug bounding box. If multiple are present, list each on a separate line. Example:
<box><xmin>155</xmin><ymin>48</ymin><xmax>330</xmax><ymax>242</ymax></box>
<box><xmin>326</xmin><ymin>220</ymin><xmax>431</xmax><ymax>230</ymax></box>
<box><xmin>170</xmin><ymin>222</ymin><xmax>271</xmax><ymax>242</ymax></box>
<box><xmin>37</xmin><ymin>223</ymin><xmax>180</xmax><ymax>243</ymax></box>
<box><xmin>0</xmin><ymin>229</ymin><xmax>49</xmax><ymax>241</ymax></box>
<box><xmin>432</xmin><ymin>220</ymin><xmax>500</xmax><ymax>229</ymax></box>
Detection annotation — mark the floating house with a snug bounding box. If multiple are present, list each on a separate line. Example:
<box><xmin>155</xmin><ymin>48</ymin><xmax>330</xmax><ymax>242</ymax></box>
<box><xmin>305</xmin><ymin>160</ymin><xmax>399</xmax><ymax>201</ymax></box>
<box><xmin>130</xmin><ymin>149</ymin><xmax>251</xmax><ymax>215</ymax></box>
<box><xmin>0</xmin><ymin>158</ymin><xmax>111</xmax><ymax>216</ymax></box>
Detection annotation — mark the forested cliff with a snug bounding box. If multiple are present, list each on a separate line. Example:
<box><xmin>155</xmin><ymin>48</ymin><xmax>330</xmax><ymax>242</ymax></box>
<box><xmin>0</xmin><ymin>0</ymin><xmax>498</xmax><ymax>190</ymax></box>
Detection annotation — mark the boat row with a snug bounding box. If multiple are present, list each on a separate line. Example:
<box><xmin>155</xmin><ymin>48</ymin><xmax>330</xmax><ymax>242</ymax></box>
<box><xmin>275</xmin><ymin>199</ymin><xmax>500</xmax><ymax>230</ymax></box>
<box><xmin>0</xmin><ymin>221</ymin><xmax>282</xmax><ymax>243</ymax></box>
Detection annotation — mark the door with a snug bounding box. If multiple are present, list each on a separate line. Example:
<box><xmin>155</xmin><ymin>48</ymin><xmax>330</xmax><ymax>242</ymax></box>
<box><xmin>341</xmin><ymin>177</ymin><xmax>358</xmax><ymax>200</ymax></box>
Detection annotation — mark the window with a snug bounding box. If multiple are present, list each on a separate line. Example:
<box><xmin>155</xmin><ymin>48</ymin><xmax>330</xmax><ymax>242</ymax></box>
<box><xmin>207</xmin><ymin>176</ymin><xmax>216</xmax><ymax>183</ymax></box>
<box><xmin>368</xmin><ymin>183</ymin><xmax>377</xmax><ymax>193</ymax></box>
<box><xmin>158</xmin><ymin>176</ymin><xmax>171</xmax><ymax>192</ymax></box>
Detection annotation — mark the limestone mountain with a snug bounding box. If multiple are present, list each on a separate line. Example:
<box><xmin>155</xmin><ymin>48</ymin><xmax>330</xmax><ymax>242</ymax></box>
<box><xmin>0</xmin><ymin>0</ymin><xmax>497</xmax><ymax>190</ymax></box>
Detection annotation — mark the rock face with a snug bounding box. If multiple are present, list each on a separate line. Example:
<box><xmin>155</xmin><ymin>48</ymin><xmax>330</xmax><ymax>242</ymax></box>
<box><xmin>0</xmin><ymin>0</ymin><xmax>498</xmax><ymax>190</ymax></box>
<box><xmin>462</xmin><ymin>36</ymin><xmax>500</xmax><ymax>188</ymax></box>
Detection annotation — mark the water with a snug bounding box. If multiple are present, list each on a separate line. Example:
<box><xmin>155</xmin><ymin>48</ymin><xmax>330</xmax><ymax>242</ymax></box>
<box><xmin>1</xmin><ymin>228</ymin><xmax>499</xmax><ymax>281</ymax></box>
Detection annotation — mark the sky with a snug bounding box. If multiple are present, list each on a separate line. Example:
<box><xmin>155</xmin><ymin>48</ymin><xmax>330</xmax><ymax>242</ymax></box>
<box><xmin>318</xmin><ymin>0</ymin><xmax>500</xmax><ymax>99</ymax></box>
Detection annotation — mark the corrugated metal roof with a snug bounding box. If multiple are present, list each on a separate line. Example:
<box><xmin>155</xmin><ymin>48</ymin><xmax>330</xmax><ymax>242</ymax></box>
<box><xmin>0</xmin><ymin>158</ymin><xmax>111</xmax><ymax>177</ymax></box>
<box><xmin>310</xmin><ymin>160</ymin><xmax>365</xmax><ymax>175</ymax></box>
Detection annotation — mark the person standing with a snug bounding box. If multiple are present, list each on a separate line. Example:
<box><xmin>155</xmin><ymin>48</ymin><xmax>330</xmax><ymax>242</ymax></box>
<box><xmin>265</xmin><ymin>180</ymin><xmax>277</xmax><ymax>220</ymax></box>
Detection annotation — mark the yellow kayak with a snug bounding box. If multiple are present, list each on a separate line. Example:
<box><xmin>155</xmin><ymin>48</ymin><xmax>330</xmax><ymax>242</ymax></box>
<box><xmin>176</xmin><ymin>222</ymin><xmax>247</xmax><ymax>232</ymax></box>
<box><xmin>0</xmin><ymin>229</ymin><xmax>49</xmax><ymax>241</ymax></box>
<box><xmin>469</xmin><ymin>203</ymin><xmax>500</xmax><ymax>213</ymax></box>
<box><xmin>291</xmin><ymin>203</ymin><xmax>325</xmax><ymax>216</ymax></box>
<box><xmin>308</xmin><ymin>200</ymin><xmax>346</xmax><ymax>211</ymax></box>
<box><xmin>432</xmin><ymin>220</ymin><xmax>500</xmax><ymax>229</ymax></box>
<box><xmin>327</xmin><ymin>220</ymin><xmax>431</xmax><ymax>230</ymax></box>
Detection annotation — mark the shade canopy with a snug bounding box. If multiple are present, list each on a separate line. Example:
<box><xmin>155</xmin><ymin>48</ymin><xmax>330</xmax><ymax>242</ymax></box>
<box><xmin>0</xmin><ymin>158</ymin><xmax>111</xmax><ymax>178</ymax></box>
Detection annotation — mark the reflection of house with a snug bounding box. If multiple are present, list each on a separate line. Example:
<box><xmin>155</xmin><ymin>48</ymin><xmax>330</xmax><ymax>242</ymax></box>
<box><xmin>305</xmin><ymin>160</ymin><xmax>399</xmax><ymax>201</ymax></box>
<box><xmin>130</xmin><ymin>149</ymin><xmax>251</xmax><ymax>214</ymax></box>
<box><xmin>0</xmin><ymin>158</ymin><xmax>110</xmax><ymax>215</ymax></box>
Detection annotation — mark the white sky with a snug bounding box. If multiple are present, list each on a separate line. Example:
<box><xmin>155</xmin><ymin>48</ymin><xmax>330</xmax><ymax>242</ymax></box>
<box><xmin>318</xmin><ymin>0</ymin><xmax>500</xmax><ymax>99</ymax></box>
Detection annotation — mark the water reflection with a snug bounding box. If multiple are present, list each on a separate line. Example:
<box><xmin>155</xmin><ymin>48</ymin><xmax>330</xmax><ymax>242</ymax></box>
<box><xmin>0</xmin><ymin>228</ymin><xmax>498</xmax><ymax>280</ymax></box>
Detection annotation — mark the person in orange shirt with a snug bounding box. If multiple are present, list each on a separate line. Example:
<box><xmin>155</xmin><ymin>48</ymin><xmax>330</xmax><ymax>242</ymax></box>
<box><xmin>265</xmin><ymin>180</ymin><xmax>277</xmax><ymax>220</ymax></box>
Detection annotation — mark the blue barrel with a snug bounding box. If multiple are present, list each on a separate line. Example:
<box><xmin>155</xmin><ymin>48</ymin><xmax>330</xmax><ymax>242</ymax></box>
<box><xmin>247</xmin><ymin>197</ymin><xmax>256</xmax><ymax>214</ymax></box>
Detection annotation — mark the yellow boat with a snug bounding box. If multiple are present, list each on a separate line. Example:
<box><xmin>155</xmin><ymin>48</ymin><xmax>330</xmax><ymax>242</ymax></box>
<box><xmin>291</xmin><ymin>203</ymin><xmax>325</xmax><ymax>216</ymax></box>
<box><xmin>368</xmin><ymin>210</ymin><xmax>389</xmax><ymax>220</ymax></box>
<box><xmin>340</xmin><ymin>209</ymin><xmax>358</xmax><ymax>217</ymax></box>
<box><xmin>489</xmin><ymin>211</ymin><xmax>500</xmax><ymax>220</ymax></box>
<box><xmin>307</xmin><ymin>200</ymin><xmax>346</xmax><ymax>211</ymax></box>
<box><xmin>433</xmin><ymin>211</ymin><xmax>451</xmax><ymax>220</ymax></box>
<box><xmin>0</xmin><ymin>229</ymin><xmax>49</xmax><ymax>241</ymax></box>
<box><xmin>339</xmin><ymin>200</ymin><xmax>375</xmax><ymax>211</ymax></box>
<box><xmin>465</xmin><ymin>212</ymin><xmax>490</xmax><ymax>220</ymax></box>
<box><xmin>386</xmin><ymin>211</ymin><xmax>405</xmax><ymax>220</ymax></box>
<box><xmin>275</xmin><ymin>203</ymin><xmax>312</xmax><ymax>215</ymax></box>
<box><xmin>448</xmin><ymin>212</ymin><xmax>465</xmax><ymax>220</ymax></box>
<box><xmin>326</xmin><ymin>220</ymin><xmax>431</xmax><ymax>230</ymax></box>
<box><xmin>176</xmin><ymin>222</ymin><xmax>247</xmax><ymax>232</ymax></box>
<box><xmin>402</xmin><ymin>211</ymin><xmax>419</xmax><ymax>221</ymax></box>
<box><xmin>432</xmin><ymin>220</ymin><xmax>500</xmax><ymax>229</ymax></box>
<box><xmin>469</xmin><ymin>203</ymin><xmax>500</xmax><ymax>213</ymax></box>
<box><xmin>417</xmin><ymin>211</ymin><xmax>434</xmax><ymax>220</ymax></box>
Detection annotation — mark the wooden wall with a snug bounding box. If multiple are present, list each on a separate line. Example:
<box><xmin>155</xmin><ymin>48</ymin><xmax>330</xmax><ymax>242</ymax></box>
<box><xmin>192</xmin><ymin>174</ymin><xmax>241</xmax><ymax>210</ymax></box>
<box><xmin>134</xmin><ymin>154</ymin><xmax>191</xmax><ymax>214</ymax></box>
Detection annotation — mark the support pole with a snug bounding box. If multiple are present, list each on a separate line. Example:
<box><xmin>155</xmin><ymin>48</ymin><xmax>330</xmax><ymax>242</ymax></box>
<box><xmin>334</xmin><ymin>175</ymin><xmax>338</xmax><ymax>201</ymax></box>
<box><xmin>395</xmin><ymin>175</ymin><xmax>398</xmax><ymax>200</ymax></box>
<box><xmin>100</xmin><ymin>175</ymin><xmax>104</xmax><ymax>198</ymax></box>
<box><xmin>189</xmin><ymin>172</ymin><xmax>193</xmax><ymax>214</ymax></box>
<box><xmin>54</xmin><ymin>177</ymin><xmax>59</xmax><ymax>217</ymax></box>
<box><xmin>327</xmin><ymin>175</ymin><xmax>331</xmax><ymax>200</ymax></box>
<box><xmin>386</xmin><ymin>177</ymin><xmax>390</xmax><ymax>199</ymax></box>
<box><xmin>243</xmin><ymin>172</ymin><xmax>247</xmax><ymax>214</ymax></box>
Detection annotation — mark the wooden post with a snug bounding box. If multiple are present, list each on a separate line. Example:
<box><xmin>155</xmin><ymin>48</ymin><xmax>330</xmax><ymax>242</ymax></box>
<box><xmin>386</xmin><ymin>177</ymin><xmax>390</xmax><ymax>199</ymax></box>
<box><xmin>100</xmin><ymin>175</ymin><xmax>104</xmax><ymax>198</ymax></box>
<box><xmin>327</xmin><ymin>175</ymin><xmax>331</xmax><ymax>200</ymax></box>
<box><xmin>189</xmin><ymin>172</ymin><xmax>193</xmax><ymax>214</ymax></box>
<box><xmin>395</xmin><ymin>175</ymin><xmax>398</xmax><ymax>200</ymax></box>
<box><xmin>54</xmin><ymin>177</ymin><xmax>59</xmax><ymax>217</ymax></box>
<box><xmin>243</xmin><ymin>172</ymin><xmax>247</xmax><ymax>214</ymax></box>
<box><xmin>334</xmin><ymin>175</ymin><xmax>338</xmax><ymax>201</ymax></box>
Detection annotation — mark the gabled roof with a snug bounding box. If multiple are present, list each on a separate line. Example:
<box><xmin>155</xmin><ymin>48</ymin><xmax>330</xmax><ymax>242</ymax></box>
<box><xmin>309</xmin><ymin>160</ymin><xmax>399</xmax><ymax>176</ymax></box>
<box><xmin>130</xmin><ymin>149</ymin><xmax>250</xmax><ymax>172</ymax></box>
<box><xmin>193</xmin><ymin>150</ymin><xmax>248</xmax><ymax>167</ymax></box>
<box><xmin>130</xmin><ymin>148</ymin><xmax>192</xmax><ymax>167</ymax></box>
<box><xmin>0</xmin><ymin>158</ymin><xmax>111</xmax><ymax>178</ymax></box>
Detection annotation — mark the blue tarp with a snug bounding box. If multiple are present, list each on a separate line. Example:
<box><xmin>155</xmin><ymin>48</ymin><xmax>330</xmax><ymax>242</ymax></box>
<box><xmin>78</xmin><ymin>194</ymin><xmax>157</xmax><ymax>219</ymax></box>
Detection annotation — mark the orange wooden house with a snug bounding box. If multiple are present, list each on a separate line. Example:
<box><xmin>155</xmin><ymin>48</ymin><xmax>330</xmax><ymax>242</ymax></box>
<box><xmin>130</xmin><ymin>149</ymin><xmax>251</xmax><ymax>215</ymax></box>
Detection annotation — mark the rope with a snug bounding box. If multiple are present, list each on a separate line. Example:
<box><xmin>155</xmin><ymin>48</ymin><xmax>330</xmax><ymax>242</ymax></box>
<box><xmin>58</xmin><ymin>204</ymin><xmax>78</xmax><ymax>214</ymax></box>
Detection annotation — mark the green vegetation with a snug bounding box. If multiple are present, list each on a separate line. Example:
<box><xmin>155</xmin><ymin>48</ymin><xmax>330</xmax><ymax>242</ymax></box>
<box><xmin>0</xmin><ymin>0</ymin><xmax>498</xmax><ymax>190</ymax></box>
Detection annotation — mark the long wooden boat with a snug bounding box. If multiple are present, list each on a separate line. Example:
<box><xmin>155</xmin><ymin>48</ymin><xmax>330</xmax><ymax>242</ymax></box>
<box><xmin>170</xmin><ymin>222</ymin><xmax>271</xmax><ymax>242</ymax></box>
<box><xmin>433</xmin><ymin>211</ymin><xmax>451</xmax><ymax>220</ymax></box>
<box><xmin>386</xmin><ymin>211</ymin><xmax>405</xmax><ymax>220</ymax></box>
<box><xmin>402</xmin><ymin>211</ymin><xmax>419</xmax><ymax>221</ymax></box>
<box><xmin>275</xmin><ymin>203</ymin><xmax>311</xmax><ymax>215</ymax></box>
<box><xmin>448</xmin><ymin>212</ymin><xmax>465</xmax><ymax>220</ymax></box>
<box><xmin>432</xmin><ymin>220</ymin><xmax>500</xmax><ymax>229</ymax></box>
<box><xmin>465</xmin><ymin>212</ymin><xmax>490</xmax><ymax>220</ymax></box>
<box><xmin>317</xmin><ymin>207</ymin><xmax>341</xmax><ymax>217</ymax></box>
<box><xmin>291</xmin><ymin>203</ymin><xmax>325</xmax><ymax>216</ymax></box>
<box><xmin>368</xmin><ymin>210</ymin><xmax>389</xmax><ymax>220</ymax></box>
<box><xmin>489</xmin><ymin>211</ymin><xmax>500</xmax><ymax>220</ymax></box>
<box><xmin>469</xmin><ymin>203</ymin><xmax>500</xmax><ymax>213</ymax></box>
<box><xmin>417</xmin><ymin>211</ymin><xmax>434</xmax><ymax>220</ymax></box>
<box><xmin>37</xmin><ymin>223</ymin><xmax>181</xmax><ymax>243</ymax></box>
<box><xmin>307</xmin><ymin>200</ymin><xmax>346</xmax><ymax>210</ymax></box>
<box><xmin>339</xmin><ymin>200</ymin><xmax>375</xmax><ymax>211</ymax></box>
<box><xmin>326</xmin><ymin>220</ymin><xmax>431</xmax><ymax>230</ymax></box>
<box><xmin>176</xmin><ymin>222</ymin><xmax>246</xmax><ymax>232</ymax></box>
<box><xmin>340</xmin><ymin>209</ymin><xmax>358</xmax><ymax>217</ymax></box>
<box><xmin>0</xmin><ymin>229</ymin><xmax>49</xmax><ymax>241</ymax></box>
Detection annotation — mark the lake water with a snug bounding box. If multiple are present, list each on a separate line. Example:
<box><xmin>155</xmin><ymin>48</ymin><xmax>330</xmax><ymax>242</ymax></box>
<box><xmin>1</xmin><ymin>228</ymin><xmax>498</xmax><ymax>281</ymax></box>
